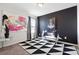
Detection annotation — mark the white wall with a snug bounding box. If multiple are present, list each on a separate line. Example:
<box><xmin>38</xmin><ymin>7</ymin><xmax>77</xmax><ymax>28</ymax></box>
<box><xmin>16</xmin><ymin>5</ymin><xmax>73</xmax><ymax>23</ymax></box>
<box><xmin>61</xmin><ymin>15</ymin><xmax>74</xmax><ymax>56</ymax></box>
<box><xmin>4</xmin><ymin>30</ymin><xmax>27</xmax><ymax>47</ymax></box>
<box><xmin>0</xmin><ymin>10</ymin><xmax>29</xmax><ymax>48</ymax></box>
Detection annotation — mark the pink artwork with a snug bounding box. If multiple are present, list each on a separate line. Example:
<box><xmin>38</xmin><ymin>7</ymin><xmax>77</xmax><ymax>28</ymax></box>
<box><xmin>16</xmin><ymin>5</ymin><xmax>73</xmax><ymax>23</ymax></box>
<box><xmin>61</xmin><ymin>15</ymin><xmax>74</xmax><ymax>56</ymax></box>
<box><xmin>9</xmin><ymin>16</ymin><xmax>15</xmax><ymax>20</ymax></box>
<box><xmin>8</xmin><ymin>24</ymin><xmax>24</xmax><ymax>31</ymax></box>
<box><xmin>7</xmin><ymin>16</ymin><xmax>25</xmax><ymax>31</ymax></box>
<box><xmin>18</xmin><ymin>16</ymin><xmax>26</xmax><ymax>22</ymax></box>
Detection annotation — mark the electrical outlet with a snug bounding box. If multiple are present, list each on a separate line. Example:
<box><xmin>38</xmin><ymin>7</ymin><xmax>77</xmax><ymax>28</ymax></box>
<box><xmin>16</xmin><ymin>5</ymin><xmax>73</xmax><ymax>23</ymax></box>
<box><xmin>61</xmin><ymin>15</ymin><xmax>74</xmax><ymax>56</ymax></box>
<box><xmin>64</xmin><ymin>36</ymin><xmax>67</xmax><ymax>39</ymax></box>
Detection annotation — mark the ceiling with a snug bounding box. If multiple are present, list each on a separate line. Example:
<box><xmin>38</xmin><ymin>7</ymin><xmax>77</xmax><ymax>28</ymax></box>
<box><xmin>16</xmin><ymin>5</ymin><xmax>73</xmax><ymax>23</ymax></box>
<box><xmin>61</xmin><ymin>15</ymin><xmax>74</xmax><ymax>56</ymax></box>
<box><xmin>0</xmin><ymin>3</ymin><xmax>77</xmax><ymax>17</ymax></box>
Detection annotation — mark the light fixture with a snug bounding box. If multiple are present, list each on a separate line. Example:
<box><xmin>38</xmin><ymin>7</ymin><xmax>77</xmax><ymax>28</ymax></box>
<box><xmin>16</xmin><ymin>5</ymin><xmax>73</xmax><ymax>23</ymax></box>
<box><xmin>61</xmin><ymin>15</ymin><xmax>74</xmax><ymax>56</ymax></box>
<box><xmin>38</xmin><ymin>3</ymin><xmax>44</xmax><ymax>7</ymax></box>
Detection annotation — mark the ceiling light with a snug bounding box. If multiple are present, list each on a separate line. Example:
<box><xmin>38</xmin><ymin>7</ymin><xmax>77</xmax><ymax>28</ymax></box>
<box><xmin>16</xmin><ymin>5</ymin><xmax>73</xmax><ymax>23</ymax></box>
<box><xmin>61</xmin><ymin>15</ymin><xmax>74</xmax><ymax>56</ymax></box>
<box><xmin>38</xmin><ymin>3</ymin><xmax>44</xmax><ymax>7</ymax></box>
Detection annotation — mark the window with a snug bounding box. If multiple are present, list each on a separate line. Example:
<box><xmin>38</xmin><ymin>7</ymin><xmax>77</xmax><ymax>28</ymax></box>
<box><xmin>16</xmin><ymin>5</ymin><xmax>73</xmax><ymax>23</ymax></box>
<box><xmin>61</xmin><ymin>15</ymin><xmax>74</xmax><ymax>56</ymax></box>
<box><xmin>30</xmin><ymin>17</ymin><xmax>36</xmax><ymax>39</ymax></box>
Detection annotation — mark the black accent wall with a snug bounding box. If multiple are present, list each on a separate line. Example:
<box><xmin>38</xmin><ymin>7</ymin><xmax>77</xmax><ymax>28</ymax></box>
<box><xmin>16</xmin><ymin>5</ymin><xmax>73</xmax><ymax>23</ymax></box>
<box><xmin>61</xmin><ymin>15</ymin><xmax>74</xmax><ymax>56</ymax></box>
<box><xmin>37</xmin><ymin>6</ymin><xmax>77</xmax><ymax>44</ymax></box>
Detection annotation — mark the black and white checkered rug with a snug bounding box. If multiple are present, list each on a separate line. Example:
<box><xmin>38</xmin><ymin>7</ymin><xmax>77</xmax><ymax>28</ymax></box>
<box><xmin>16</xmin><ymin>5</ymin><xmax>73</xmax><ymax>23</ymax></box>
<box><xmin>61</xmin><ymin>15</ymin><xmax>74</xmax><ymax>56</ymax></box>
<box><xmin>19</xmin><ymin>38</ymin><xmax>78</xmax><ymax>55</ymax></box>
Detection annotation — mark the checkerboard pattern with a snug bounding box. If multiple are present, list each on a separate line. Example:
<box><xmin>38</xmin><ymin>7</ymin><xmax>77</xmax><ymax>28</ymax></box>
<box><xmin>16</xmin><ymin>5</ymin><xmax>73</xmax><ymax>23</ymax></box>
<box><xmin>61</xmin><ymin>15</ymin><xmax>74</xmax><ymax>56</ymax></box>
<box><xmin>19</xmin><ymin>38</ymin><xmax>78</xmax><ymax>55</ymax></box>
